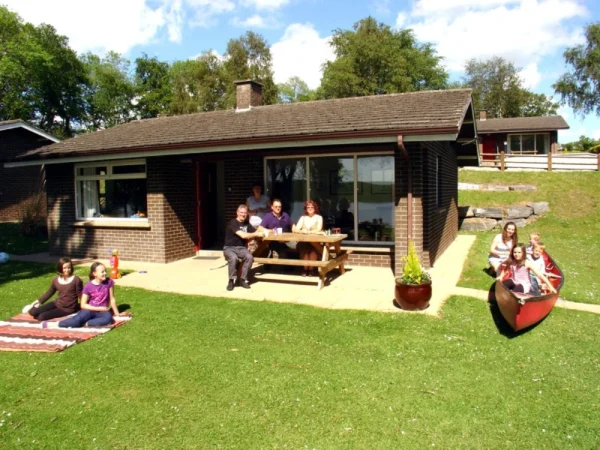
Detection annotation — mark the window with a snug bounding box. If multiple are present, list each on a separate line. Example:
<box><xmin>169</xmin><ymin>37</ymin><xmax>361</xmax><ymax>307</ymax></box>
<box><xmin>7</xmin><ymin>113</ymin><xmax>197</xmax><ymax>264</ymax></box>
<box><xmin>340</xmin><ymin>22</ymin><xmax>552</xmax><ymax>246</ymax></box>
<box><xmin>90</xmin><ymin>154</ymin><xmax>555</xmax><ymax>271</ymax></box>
<box><xmin>75</xmin><ymin>160</ymin><xmax>147</xmax><ymax>220</ymax></box>
<box><xmin>507</xmin><ymin>133</ymin><xmax>549</xmax><ymax>154</ymax></box>
<box><xmin>266</xmin><ymin>153</ymin><xmax>394</xmax><ymax>244</ymax></box>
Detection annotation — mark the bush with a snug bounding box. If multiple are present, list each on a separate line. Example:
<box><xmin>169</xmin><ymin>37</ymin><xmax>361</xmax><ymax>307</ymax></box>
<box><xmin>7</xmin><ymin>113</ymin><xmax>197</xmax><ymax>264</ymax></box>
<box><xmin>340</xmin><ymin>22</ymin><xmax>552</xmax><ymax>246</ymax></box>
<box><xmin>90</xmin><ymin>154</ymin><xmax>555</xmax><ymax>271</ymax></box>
<box><xmin>19</xmin><ymin>193</ymin><xmax>47</xmax><ymax>238</ymax></box>
<box><xmin>395</xmin><ymin>240</ymin><xmax>431</xmax><ymax>285</ymax></box>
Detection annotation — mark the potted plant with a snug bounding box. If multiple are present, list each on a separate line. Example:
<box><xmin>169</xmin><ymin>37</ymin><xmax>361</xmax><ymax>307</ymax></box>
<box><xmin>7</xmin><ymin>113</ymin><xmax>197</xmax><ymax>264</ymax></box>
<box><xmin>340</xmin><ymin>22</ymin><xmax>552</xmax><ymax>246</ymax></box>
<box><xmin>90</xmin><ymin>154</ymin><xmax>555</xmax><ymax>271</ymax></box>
<box><xmin>394</xmin><ymin>240</ymin><xmax>432</xmax><ymax>310</ymax></box>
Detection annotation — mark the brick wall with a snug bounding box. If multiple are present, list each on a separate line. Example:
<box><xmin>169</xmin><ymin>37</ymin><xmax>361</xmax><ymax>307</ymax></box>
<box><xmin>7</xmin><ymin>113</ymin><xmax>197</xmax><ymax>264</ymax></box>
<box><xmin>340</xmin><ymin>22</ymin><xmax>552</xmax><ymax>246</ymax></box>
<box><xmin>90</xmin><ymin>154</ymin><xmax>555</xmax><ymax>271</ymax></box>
<box><xmin>223</xmin><ymin>154</ymin><xmax>264</xmax><ymax>219</ymax></box>
<box><xmin>422</xmin><ymin>142</ymin><xmax>458</xmax><ymax>268</ymax></box>
<box><xmin>46</xmin><ymin>156</ymin><xmax>196</xmax><ymax>263</ymax></box>
<box><xmin>347</xmin><ymin>252</ymin><xmax>393</xmax><ymax>269</ymax></box>
<box><xmin>0</xmin><ymin>128</ymin><xmax>52</xmax><ymax>222</ymax></box>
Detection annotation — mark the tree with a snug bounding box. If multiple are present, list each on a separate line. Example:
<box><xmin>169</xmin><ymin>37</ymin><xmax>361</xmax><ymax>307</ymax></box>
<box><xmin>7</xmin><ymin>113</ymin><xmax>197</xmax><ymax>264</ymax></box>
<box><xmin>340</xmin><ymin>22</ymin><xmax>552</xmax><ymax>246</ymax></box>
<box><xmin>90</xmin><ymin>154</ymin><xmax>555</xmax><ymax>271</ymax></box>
<box><xmin>81</xmin><ymin>52</ymin><xmax>135</xmax><ymax>130</ymax></box>
<box><xmin>462</xmin><ymin>57</ymin><xmax>558</xmax><ymax>118</ymax></box>
<box><xmin>222</xmin><ymin>31</ymin><xmax>278</xmax><ymax>108</ymax></box>
<box><xmin>562</xmin><ymin>135</ymin><xmax>600</xmax><ymax>153</ymax></box>
<box><xmin>0</xmin><ymin>7</ymin><xmax>87</xmax><ymax>137</ymax></box>
<box><xmin>553</xmin><ymin>23</ymin><xmax>600</xmax><ymax>117</ymax></box>
<box><xmin>318</xmin><ymin>17</ymin><xmax>448</xmax><ymax>99</ymax></box>
<box><xmin>276</xmin><ymin>76</ymin><xmax>316</xmax><ymax>103</ymax></box>
<box><xmin>170</xmin><ymin>52</ymin><xmax>227</xmax><ymax>114</ymax></box>
<box><xmin>134</xmin><ymin>54</ymin><xmax>172</xmax><ymax>119</ymax></box>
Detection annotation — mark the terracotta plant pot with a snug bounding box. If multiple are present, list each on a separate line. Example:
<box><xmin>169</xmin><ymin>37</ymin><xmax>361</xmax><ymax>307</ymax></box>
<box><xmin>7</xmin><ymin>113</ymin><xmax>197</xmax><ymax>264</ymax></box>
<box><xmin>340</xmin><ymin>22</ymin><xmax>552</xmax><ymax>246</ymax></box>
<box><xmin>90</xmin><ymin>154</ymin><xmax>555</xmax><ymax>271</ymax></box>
<box><xmin>394</xmin><ymin>281</ymin><xmax>432</xmax><ymax>311</ymax></box>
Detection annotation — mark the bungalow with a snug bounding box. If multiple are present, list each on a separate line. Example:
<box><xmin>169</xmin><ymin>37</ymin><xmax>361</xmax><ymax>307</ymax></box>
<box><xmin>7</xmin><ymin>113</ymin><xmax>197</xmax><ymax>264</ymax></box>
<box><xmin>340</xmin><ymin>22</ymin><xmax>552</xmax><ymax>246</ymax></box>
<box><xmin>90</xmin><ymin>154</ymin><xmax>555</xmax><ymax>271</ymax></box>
<box><xmin>5</xmin><ymin>82</ymin><xmax>478</xmax><ymax>274</ymax></box>
<box><xmin>0</xmin><ymin>120</ymin><xmax>59</xmax><ymax>222</ymax></box>
<box><xmin>476</xmin><ymin>111</ymin><xmax>569</xmax><ymax>161</ymax></box>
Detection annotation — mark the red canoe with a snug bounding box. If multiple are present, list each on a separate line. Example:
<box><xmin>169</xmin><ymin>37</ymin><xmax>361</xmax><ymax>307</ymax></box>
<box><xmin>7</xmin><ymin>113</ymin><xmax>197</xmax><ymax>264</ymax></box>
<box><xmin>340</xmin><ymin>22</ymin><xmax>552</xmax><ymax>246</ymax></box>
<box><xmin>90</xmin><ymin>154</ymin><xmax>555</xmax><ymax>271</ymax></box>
<box><xmin>495</xmin><ymin>254</ymin><xmax>564</xmax><ymax>331</ymax></box>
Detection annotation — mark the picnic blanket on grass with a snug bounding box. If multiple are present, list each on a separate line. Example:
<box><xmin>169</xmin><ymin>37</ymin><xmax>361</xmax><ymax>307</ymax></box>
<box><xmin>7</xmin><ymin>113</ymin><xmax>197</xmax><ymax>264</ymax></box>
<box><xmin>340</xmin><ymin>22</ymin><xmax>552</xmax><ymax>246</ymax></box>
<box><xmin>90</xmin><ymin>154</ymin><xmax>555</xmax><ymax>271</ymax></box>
<box><xmin>0</xmin><ymin>313</ymin><xmax>132</xmax><ymax>352</ymax></box>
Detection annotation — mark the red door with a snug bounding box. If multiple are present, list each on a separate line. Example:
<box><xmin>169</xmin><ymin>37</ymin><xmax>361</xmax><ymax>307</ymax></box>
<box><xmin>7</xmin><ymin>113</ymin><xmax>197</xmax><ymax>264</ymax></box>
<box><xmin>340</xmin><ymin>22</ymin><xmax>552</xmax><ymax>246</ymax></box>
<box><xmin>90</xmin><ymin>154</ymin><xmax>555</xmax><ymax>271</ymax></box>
<box><xmin>482</xmin><ymin>135</ymin><xmax>496</xmax><ymax>160</ymax></box>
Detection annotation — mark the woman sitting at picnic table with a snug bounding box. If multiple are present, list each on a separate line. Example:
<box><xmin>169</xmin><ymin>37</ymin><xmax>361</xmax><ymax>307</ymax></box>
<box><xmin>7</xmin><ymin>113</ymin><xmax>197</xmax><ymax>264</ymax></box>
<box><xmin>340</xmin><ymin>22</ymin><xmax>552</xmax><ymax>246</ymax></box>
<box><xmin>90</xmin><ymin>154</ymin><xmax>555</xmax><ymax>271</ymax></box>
<box><xmin>488</xmin><ymin>221</ymin><xmax>518</xmax><ymax>274</ymax></box>
<box><xmin>293</xmin><ymin>200</ymin><xmax>324</xmax><ymax>277</ymax></box>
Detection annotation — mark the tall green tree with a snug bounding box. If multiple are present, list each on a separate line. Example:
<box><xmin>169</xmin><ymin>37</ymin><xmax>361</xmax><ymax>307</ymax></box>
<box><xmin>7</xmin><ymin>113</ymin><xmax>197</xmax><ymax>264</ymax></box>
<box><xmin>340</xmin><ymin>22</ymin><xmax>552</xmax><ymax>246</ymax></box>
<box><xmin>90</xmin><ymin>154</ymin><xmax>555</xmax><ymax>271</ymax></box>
<box><xmin>318</xmin><ymin>17</ymin><xmax>448</xmax><ymax>99</ymax></box>
<box><xmin>170</xmin><ymin>52</ymin><xmax>227</xmax><ymax>114</ymax></box>
<box><xmin>553</xmin><ymin>22</ymin><xmax>600</xmax><ymax>117</ymax></box>
<box><xmin>0</xmin><ymin>6</ymin><xmax>87</xmax><ymax>137</ymax></box>
<box><xmin>223</xmin><ymin>31</ymin><xmax>277</xmax><ymax>108</ymax></box>
<box><xmin>462</xmin><ymin>57</ymin><xmax>557</xmax><ymax>118</ymax></box>
<box><xmin>81</xmin><ymin>52</ymin><xmax>135</xmax><ymax>129</ymax></box>
<box><xmin>134</xmin><ymin>54</ymin><xmax>172</xmax><ymax>119</ymax></box>
<box><xmin>277</xmin><ymin>76</ymin><xmax>316</xmax><ymax>103</ymax></box>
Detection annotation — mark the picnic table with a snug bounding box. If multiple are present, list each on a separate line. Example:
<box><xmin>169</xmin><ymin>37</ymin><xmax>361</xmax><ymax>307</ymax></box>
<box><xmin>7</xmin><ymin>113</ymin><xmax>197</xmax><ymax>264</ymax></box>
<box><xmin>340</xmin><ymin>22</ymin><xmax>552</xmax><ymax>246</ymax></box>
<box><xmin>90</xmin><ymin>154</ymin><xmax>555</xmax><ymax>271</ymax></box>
<box><xmin>252</xmin><ymin>232</ymin><xmax>349</xmax><ymax>290</ymax></box>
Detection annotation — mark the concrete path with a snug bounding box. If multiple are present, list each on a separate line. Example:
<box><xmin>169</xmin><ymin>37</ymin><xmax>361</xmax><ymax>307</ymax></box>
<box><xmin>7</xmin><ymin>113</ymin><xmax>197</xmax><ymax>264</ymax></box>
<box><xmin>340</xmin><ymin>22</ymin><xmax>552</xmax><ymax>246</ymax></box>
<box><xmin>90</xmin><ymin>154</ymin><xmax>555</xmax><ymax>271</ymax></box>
<box><xmin>9</xmin><ymin>235</ymin><xmax>600</xmax><ymax>316</ymax></box>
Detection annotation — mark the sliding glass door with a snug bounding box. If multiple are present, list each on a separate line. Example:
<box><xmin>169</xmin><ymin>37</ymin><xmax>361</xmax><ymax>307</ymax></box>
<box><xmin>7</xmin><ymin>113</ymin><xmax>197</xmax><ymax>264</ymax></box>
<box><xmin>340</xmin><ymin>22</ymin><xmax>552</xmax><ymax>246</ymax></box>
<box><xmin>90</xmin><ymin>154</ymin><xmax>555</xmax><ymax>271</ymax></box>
<box><xmin>266</xmin><ymin>153</ymin><xmax>394</xmax><ymax>244</ymax></box>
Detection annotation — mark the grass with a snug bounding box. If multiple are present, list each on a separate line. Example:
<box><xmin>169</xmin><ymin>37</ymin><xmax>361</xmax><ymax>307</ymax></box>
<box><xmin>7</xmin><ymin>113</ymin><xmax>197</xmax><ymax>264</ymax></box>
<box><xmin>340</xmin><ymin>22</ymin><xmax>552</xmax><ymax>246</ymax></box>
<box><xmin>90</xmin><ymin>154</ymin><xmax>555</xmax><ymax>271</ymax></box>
<box><xmin>0</xmin><ymin>223</ymin><xmax>48</xmax><ymax>256</ymax></box>
<box><xmin>1</xmin><ymin>261</ymin><xmax>600</xmax><ymax>448</ymax></box>
<box><xmin>458</xmin><ymin>171</ymin><xmax>600</xmax><ymax>304</ymax></box>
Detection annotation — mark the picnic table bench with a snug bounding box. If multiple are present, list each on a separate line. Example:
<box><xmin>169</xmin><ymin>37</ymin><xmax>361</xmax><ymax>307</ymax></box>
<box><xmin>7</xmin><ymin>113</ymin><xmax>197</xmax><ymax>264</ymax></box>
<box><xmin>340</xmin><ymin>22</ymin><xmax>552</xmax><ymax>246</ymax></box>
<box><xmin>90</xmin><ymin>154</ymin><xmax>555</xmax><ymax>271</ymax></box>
<box><xmin>252</xmin><ymin>232</ymin><xmax>349</xmax><ymax>290</ymax></box>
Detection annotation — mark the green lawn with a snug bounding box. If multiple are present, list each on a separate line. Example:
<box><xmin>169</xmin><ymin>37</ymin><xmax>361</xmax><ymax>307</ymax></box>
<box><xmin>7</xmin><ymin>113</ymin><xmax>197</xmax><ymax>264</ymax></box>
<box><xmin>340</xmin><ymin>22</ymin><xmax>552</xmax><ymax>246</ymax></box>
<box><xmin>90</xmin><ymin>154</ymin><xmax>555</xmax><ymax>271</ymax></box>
<box><xmin>458</xmin><ymin>171</ymin><xmax>600</xmax><ymax>304</ymax></box>
<box><xmin>1</xmin><ymin>261</ymin><xmax>600</xmax><ymax>448</ymax></box>
<box><xmin>0</xmin><ymin>223</ymin><xmax>48</xmax><ymax>256</ymax></box>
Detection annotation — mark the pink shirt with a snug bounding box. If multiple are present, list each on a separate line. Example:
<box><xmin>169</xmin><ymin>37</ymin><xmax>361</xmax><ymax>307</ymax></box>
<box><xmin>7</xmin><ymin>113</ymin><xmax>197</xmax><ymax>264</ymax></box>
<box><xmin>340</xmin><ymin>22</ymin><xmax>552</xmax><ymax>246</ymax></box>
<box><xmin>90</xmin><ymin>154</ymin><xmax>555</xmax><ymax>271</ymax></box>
<box><xmin>83</xmin><ymin>278</ymin><xmax>115</xmax><ymax>308</ymax></box>
<box><xmin>510</xmin><ymin>263</ymin><xmax>532</xmax><ymax>293</ymax></box>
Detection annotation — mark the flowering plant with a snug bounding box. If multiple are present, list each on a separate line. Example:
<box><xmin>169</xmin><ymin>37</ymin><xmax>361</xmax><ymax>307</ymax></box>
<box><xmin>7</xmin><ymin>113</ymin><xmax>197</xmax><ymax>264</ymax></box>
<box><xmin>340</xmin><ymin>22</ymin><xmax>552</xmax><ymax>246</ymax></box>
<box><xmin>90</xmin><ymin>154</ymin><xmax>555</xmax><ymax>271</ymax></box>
<box><xmin>395</xmin><ymin>240</ymin><xmax>431</xmax><ymax>285</ymax></box>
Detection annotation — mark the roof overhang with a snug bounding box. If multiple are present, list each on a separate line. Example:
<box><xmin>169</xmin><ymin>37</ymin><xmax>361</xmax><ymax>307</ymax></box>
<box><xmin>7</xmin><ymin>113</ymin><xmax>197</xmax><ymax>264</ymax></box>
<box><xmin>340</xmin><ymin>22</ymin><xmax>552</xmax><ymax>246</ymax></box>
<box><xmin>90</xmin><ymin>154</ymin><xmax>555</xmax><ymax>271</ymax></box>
<box><xmin>5</xmin><ymin>132</ymin><xmax>458</xmax><ymax>168</ymax></box>
<box><xmin>478</xmin><ymin>128</ymin><xmax>568</xmax><ymax>134</ymax></box>
<box><xmin>0</xmin><ymin>121</ymin><xmax>60</xmax><ymax>143</ymax></box>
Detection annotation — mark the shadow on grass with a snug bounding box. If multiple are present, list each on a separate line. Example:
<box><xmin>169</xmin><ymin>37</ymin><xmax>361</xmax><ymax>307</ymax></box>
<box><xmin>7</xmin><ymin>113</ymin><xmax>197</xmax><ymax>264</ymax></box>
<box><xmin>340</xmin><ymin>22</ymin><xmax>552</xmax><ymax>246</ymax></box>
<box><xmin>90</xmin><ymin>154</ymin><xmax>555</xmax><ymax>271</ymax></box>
<box><xmin>487</xmin><ymin>281</ymin><xmax>549</xmax><ymax>338</ymax></box>
<box><xmin>118</xmin><ymin>304</ymin><xmax>132</xmax><ymax>313</ymax></box>
<box><xmin>0</xmin><ymin>260</ymin><xmax>54</xmax><ymax>287</ymax></box>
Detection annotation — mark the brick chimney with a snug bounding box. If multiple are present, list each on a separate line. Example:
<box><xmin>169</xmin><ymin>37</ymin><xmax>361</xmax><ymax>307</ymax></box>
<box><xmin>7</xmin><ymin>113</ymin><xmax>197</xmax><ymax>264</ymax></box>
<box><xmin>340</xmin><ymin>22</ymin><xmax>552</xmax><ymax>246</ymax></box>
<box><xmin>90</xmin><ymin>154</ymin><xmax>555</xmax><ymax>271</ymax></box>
<box><xmin>479</xmin><ymin>110</ymin><xmax>487</xmax><ymax>121</ymax></box>
<box><xmin>235</xmin><ymin>80</ymin><xmax>263</xmax><ymax>111</ymax></box>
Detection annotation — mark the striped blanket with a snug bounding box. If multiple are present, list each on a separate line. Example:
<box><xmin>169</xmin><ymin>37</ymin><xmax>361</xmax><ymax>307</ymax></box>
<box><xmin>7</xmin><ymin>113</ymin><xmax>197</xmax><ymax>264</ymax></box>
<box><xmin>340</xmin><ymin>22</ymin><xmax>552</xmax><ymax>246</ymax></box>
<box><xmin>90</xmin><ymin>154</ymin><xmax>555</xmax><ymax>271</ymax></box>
<box><xmin>0</xmin><ymin>313</ymin><xmax>132</xmax><ymax>353</ymax></box>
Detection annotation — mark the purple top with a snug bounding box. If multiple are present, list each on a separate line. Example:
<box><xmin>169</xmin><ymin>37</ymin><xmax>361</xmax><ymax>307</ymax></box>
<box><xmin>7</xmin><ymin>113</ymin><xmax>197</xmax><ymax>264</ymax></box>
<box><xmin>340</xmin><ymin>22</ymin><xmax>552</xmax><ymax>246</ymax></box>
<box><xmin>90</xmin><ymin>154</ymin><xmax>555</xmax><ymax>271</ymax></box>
<box><xmin>260</xmin><ymin>211</ymin><xmax>293</xmax><ymax>231</ymax></box>
<box><xmin>83</xmin><ymin>278</ymin><xmax>115</xmax><ymax>308</ymax></box>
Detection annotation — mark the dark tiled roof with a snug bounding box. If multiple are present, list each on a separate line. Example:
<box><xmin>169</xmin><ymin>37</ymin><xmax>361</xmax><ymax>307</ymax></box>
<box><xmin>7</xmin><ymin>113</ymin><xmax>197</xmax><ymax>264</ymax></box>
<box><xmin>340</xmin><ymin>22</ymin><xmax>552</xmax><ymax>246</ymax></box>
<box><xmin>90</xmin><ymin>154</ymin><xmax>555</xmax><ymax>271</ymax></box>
<box><xmin>477</xmin><ymin>116</ymin><xmax>569</xmax><ymax>133</ymax></box>
<box><xmin>18</xmin><ymin>89</ymin><xmax>472</xmax><ymax>161</ymax></box>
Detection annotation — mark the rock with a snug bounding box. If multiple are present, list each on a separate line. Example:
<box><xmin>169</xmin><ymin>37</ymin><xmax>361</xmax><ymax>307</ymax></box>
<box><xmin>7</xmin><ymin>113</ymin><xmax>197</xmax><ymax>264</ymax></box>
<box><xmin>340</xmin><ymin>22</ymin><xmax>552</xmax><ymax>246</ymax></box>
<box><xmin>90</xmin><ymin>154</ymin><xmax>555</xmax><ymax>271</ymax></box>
<box><xmin>460</xmin><ymin>218</ymin><xmax>497</xmax><ymax>231</ymax></box>
<box><xmin>498</xmin><ymin>218</ymin><xmax>527</xmax><ymax>229</ymax></box>
<box><xmin>481</xmin><ymin>184</ymin><xmax>510</xmax><ymax>191</ymax></box>
<box><xmin>505</xmin><ymin>205</ymin><xmax>533</xmax><ymax>219</ymax></box>
<box><xmin>509</xmin><ymin>184</ymin><xmax>536</xmax><ymax>191</ymax></box>
<box><xmin>458</xmin><ymin>206</ymin><xmax>475</xmax><ymax>218</ymax></box>
<box><xmin>458</xmin><ymin>183</ymin><xmax>480</xmax><ymax>191</ymax></box>
<box><xmin>474</xmin><ymin>207</ymin><xmax>504</xmax><ymax>219</ymax></box>
<box><xmin>531</xmin><ymin>202</ymin><xmax>550</xmax><ymax>215</ymax></box>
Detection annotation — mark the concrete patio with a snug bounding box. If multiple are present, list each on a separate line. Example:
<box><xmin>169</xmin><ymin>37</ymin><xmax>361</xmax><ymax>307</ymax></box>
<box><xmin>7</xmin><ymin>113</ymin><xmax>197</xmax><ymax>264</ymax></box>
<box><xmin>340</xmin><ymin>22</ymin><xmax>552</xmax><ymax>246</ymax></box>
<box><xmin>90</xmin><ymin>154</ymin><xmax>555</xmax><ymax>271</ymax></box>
<box><xmin>10</xmin><ymin>235</ymin><xmax>477</xmax><ymax>316</ymax></box>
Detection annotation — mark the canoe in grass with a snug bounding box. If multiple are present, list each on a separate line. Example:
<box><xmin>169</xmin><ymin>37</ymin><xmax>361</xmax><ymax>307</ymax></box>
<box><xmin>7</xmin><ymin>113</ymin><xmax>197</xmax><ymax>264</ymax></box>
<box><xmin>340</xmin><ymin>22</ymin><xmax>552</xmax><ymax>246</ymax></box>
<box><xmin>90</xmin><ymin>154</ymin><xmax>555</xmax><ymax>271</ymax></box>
<box><xmin>495</xmin><ymin>253</ymin><xmax>564</xmax><ymax>332</ymax></box>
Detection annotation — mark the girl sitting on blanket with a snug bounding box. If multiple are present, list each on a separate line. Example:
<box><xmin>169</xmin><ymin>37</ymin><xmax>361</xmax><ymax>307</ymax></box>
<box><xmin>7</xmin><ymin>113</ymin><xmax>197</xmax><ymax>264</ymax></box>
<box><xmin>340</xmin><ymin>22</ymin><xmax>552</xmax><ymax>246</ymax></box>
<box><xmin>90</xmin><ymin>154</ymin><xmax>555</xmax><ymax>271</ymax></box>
<box><xmin>44</xmin><ymin>262</ymin><xmax>124</xmax><ymax>328</ymax></box>
<box><xmin>25</xmin><ymin>257</ymin><xmax>83</xmax><ymax>321</ymax></box>
<box><xmin>496</xmin><ymin>244</ymin><xmax>556</xmax><ymax>296</ymax></box>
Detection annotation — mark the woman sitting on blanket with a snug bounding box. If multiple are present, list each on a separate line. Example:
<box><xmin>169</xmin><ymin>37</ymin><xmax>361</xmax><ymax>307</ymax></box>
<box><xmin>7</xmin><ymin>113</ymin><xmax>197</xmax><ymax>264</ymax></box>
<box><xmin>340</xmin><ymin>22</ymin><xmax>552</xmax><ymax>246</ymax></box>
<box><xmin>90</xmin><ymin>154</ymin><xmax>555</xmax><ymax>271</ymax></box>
<box><xmin>44</xmin><ymin>262</ymin><xmax>125</xmax><ymax>329</ymax></box>
<box><xmin>25</xmin><ymin>257</ymin><xmax>83</xmax><ymax>321</ymax></box>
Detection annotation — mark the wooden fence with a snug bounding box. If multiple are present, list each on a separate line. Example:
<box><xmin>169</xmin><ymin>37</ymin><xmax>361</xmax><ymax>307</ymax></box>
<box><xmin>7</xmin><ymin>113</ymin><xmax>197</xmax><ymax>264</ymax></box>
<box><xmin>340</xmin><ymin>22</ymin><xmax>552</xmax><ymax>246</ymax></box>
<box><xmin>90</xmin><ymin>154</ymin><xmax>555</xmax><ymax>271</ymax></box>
<box><xmin>483</xmin><ymin>152</ymin><xmax>600</xmax><ymax>171</ymax></box>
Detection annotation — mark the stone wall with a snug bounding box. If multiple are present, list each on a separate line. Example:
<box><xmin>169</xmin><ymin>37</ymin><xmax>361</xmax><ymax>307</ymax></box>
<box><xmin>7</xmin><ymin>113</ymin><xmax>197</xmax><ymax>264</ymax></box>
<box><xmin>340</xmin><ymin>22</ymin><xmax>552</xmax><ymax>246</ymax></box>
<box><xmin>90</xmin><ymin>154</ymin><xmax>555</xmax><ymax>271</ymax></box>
<box><xmin>459</xmin><ymin>202</ymin><xmax>549</xmax><ymax>231</ymax></box>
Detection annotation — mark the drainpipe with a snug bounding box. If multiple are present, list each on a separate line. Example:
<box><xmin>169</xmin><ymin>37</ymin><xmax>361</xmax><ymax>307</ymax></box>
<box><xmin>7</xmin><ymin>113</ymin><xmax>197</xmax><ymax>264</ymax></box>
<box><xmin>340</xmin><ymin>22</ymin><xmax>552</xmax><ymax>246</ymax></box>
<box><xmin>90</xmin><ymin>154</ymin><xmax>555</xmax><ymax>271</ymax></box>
<box><xmin>397</xmin><ymin>135</ymin><xmax>412</xmax><ymax>246</ymax></box>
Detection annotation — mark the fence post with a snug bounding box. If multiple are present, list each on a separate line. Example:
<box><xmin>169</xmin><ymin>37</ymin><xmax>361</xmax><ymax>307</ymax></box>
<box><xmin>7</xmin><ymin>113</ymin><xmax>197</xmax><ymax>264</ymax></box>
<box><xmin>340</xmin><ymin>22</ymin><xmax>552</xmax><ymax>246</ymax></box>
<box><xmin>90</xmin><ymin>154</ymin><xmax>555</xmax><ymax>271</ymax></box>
<box><xmin>548</xmin><ymin>152</ymin><xmax>552</xmax><ymax>172</ymax></box>
<box><xmin>500</xmin><ymin>151</ymin><xmax>505</xmax><ymax>172</ymax></box>
<box><xmin>597</xmin><ymin>152</ymin><xmax>600</xmax><ymax>171</ymax></box>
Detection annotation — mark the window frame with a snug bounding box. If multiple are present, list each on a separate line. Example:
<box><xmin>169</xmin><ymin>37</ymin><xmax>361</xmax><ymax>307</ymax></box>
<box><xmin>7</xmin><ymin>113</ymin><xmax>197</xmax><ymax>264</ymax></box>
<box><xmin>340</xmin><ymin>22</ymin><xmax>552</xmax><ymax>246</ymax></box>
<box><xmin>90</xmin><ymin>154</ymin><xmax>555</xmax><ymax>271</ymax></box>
<box><xmin>74</xmin><ymin>159</ymin><xmax>148</xmax><ymax>221</ymax></box>
<box><xmin>264</xmin><ymin>151</ymin><xmax>395</xmax><ymax>246</ymax></box>
<box><xmin>507</xmin><ymin>133</ymin><xmax>550</xmax><ymax>154</ymax></box>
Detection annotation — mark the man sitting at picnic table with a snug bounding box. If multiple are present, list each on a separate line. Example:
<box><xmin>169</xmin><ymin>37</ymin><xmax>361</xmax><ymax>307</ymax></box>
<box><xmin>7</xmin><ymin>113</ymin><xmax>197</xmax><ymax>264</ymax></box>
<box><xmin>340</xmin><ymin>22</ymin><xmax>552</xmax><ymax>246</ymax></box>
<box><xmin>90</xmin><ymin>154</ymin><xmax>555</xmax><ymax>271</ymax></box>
<box><xmin>260</xmin><ymin>198</ymin><xmax>294</xmax><ymax>260</ymax></box>
<box><xmin>224</xmin><ymin>204</ymin><xmax>266</xmax><ymax>291</ymax></box>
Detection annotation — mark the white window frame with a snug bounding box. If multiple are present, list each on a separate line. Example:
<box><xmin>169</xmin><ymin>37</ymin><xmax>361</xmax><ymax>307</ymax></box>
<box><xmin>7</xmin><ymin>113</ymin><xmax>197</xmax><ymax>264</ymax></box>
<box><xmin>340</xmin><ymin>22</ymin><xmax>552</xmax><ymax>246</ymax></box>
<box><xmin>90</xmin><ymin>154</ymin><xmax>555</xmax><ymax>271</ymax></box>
<box><xmin>507</xmin><ymin>133</ymin><xmax>550</xmax><ymax>154</ymax></box>
<box><xmin>74</xmin><ymin>159</ymin><xmax>148</xmax><ymax>221</ymax></box>
<box><xmin>263</xmin><ymin>151</ymin><xmax>395</xmax><ymax>246</ymax></box>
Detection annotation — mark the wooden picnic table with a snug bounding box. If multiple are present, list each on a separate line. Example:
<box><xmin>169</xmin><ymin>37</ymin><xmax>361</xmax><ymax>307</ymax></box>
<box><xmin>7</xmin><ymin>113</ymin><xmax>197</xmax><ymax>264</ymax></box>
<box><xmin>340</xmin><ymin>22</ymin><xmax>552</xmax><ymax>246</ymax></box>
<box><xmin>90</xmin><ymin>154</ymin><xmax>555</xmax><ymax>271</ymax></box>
<box><xmin>252</xmin><ymin>232</ymin><xmax>349</xmax><ymax>290</ymax></box>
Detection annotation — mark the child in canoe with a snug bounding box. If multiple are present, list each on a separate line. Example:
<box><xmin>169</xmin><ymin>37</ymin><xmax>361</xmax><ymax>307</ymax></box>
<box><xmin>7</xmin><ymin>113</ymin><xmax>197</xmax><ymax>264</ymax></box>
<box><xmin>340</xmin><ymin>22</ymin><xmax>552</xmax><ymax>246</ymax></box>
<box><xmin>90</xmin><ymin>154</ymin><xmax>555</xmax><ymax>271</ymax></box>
<box><xmin>497</xmin><ymin>243</ymin><xmax>556</xmax><ymax>296</ymax></box>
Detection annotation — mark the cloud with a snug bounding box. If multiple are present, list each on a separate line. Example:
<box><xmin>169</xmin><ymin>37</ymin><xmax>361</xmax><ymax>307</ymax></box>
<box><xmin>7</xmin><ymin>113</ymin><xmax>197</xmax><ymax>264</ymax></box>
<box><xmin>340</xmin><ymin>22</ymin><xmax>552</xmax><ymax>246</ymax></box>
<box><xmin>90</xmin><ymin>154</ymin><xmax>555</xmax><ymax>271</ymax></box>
<box><xmin>2</xmin><ymin>0</ymin><xmax>236</xmax><ymax>54</ymax></box>
<box><xmin>397</xmin><ymin>0</ymin><xmax>587</xmax><ymax>72</ymax></box>
<box><xmin>519</xmin><ymin>63</ymin><xmax>542</xmax><ymax>89</ymax></box>
<box><xmin>271</xmin><ymin>23</ymin><xmax>335</xmax><ymax>89</ymax></box>
<box><xmin>370</xmin><ymin>0</ymin><xmax>392</xmax><ymax>15</ymax></box>
<box><xmin>231</xmin><ymin>14</ymin><xmax>280</xmax><ymax>28</ymax></box>
<box><xmin>240</xmin><ymin>0</ymin><xmax>290</xmax><ymax>11</ymax></box>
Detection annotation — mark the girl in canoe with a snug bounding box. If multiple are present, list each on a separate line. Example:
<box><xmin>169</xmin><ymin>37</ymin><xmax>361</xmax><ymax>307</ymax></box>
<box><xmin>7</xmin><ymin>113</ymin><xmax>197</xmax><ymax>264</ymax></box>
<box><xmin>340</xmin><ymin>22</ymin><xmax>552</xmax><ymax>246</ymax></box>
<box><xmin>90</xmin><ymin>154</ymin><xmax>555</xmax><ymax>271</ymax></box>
<box><xmin>488</xmin><ymin>221</ymin><xmax>518</xmax><ymax>274</ymax></box>
<box><xmin>497</xmin><ymin>244</ymin><xmax>557</xmax><ymax>296</ymax></box>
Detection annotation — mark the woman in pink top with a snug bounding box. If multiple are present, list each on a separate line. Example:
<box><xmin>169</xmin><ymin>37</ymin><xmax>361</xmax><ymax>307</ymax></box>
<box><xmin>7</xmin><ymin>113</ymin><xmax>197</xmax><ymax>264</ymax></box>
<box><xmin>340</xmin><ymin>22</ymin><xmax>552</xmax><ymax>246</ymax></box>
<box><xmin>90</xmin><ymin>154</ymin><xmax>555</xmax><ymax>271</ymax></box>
<box><xmin>497</xmin><ymin>244</ymin><xmax>556</xmax><ymax>295</ymax></box>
